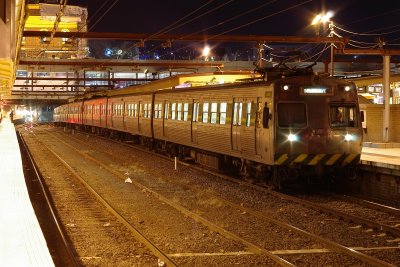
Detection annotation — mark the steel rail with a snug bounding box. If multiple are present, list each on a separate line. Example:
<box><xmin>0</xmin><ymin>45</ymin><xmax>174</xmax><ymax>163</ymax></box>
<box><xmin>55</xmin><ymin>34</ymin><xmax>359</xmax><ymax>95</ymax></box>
<box><xmin>55</xmin><ymin>129</ymin><xmax>395</xmax><ymax>267</ymax></box>
<box><xmin>17</xmin><ymin>131</ymin><xmax>80</xmax><ymax>267</ymax></box>
<box><xmin>29</xmin><ymin>132</ymin><xmax>179</xmax><ymax>267</ymax></box>
<box><xmin>336</xmin><ymin>194</ymin><xmax>400</xmax><ymax>217</ymax></box>
<box><xmin>45</xmin><ymin>129</ymin><xmax>295</xmax><ymax>267</ymax></box>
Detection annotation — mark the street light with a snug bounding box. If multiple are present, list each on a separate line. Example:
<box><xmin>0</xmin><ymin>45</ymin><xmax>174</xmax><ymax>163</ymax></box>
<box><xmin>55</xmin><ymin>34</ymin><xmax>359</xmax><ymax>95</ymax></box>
<box><xmin>202</xmin><ymin>45</ymin><xmax>210</xmax><ymax>61</ymax></box>
<box><xmin>312</xmin><ymin>11</ymin><xmax>335</xmax><ymax>77</ymax></box>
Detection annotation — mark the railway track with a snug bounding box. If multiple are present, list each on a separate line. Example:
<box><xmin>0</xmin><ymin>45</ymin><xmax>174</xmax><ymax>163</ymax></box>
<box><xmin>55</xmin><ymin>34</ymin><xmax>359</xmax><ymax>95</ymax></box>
<box><xmin>20</xmin><ymin>125</ymin><xmax>400</xmax><ymax>266</ymax></box>
<box><xmin>20</xmin><ymin>129</ymin><xmax>171</xmax><ymax>266</ymax></box>
<box><xmin>18</xmin><ymin>131</ymin><xmax>80</xmax><ymax>267</ymax></box>
<box><xmin>21</xmin><ymin>127</ymin><xmax>286</xmax><ymax>266</ymax></box>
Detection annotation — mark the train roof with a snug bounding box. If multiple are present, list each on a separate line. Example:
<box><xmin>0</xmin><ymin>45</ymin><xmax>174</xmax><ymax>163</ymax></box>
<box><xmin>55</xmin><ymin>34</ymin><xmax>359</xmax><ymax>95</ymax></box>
<box><xmin>69</xmin><ymin>71</ymin><xmax>261</xmax><ymax>102</ymax></box>
<box><xmin>107</xmin><ymin>71</ymin><xmax>261</xmax><ymax>96</ymax></box>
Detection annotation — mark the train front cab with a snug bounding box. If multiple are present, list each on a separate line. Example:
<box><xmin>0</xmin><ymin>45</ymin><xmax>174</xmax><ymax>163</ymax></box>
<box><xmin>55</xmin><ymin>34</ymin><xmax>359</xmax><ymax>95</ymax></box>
<box><xmin>272</xmin><ymin>75</ymin><xmax>363</xmax><ymax>187</ymax></box>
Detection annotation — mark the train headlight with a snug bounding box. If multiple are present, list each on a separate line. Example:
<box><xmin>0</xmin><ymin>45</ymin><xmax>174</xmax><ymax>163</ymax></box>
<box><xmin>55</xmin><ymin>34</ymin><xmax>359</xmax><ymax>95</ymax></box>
<box><xmin>344</xmin><ymin>85</ymin><xmax>351</xmax><ymax>92</ymax></box>
<box><xmin>344</xmin><ymin>134</ymin><xmax>354</xmax><ymax>141</ymax></box>
<box><xmin>288</xmin><ymin>133</ymin><xmax>298</xmax><ymax>142</ymax></box>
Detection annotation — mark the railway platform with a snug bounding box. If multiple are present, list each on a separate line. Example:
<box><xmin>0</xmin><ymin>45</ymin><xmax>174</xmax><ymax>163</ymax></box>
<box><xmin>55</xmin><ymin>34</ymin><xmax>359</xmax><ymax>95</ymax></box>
<box><xmin>0</xmin><ymin>118</ymin><xmax>54</xmax><ymax>266</ymax></box>
<box><xmin>361</xmin><ymin>143</ymin><xmax>400</xmax><ymax>170</ymax></box>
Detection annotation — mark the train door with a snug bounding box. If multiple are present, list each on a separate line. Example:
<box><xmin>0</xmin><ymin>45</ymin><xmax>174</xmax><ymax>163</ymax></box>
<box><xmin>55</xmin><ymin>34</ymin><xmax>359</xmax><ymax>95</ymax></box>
<box><xmin>122</xmin><ymin>102</ymin><xmax>126</xmax><ymax>131</ymax></box>
<box><xmin>99</xmin><ymin>103</ymin><xmax>103</xmax><ymax>125</ymax></box>
<box><xmin>191</xmin><ymin>100</ymin><xmax>199</xmax><ymax>143</ymax></box>
<box><xmin>255</xmin><ymin>98</ymin><xmax>263</xmax><ymax>156</ymax></box>
<box><xmin>163</xmin><ymin>100</ymin><xmax>169</xmax><ymax>138</ymax></box>
<box><xmin>257</xmin><ymin>97</ymin><xmax>274</xmax><ymax>164</ymax></box>
<box><xmin>232</xmin><ymin>99</ymin><xmax>243</xmax><ymax>151</ymax></box>
<box><xmin>79</xmin><ymin>102</ymin><xmax>84</xmax><ymax>124</ymax></box>
<box><xmin>138</xmin><ymin>101</ymin><xmax>142</xmax><ymax>133</ymax></box>
<box><xmin>90</xmin><ymin>104</ymin><xmax>94</xmax><ymax>125</ymax></box>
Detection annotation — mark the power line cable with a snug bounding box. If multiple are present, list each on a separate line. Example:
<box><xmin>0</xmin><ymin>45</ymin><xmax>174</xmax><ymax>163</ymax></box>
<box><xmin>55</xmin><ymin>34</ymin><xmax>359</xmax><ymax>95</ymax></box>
<box><xmin>210</xmin><ymin>0</ymin><xmax>312</xmax><ymax>38</ymax></box>
<box><xmin>158</xmin><ymin>0</ymin><xmax>312</xmax><ymax>60</ymax></box>
<box><xmin>147</xmin><ymin>0</ymin><xmax>216</xmax><ymax>38</ymax></box>
<box><xmin>179</xmin><ymin>0</ymin><xmax>277</xmax><ymax>39</ymax></box>
<box><xmin>89</xmin><ymin>0</ymin><xmax>120</xmax><ymax>31</ymax></box>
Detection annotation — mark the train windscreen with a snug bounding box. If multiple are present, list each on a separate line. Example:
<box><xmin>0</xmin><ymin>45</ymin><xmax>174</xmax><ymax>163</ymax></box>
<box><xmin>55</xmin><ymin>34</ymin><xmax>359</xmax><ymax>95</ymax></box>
<box><xmin>330</xmin><ymin>105</ymin><xmax>356</xmax><ymax>128</ymax></box>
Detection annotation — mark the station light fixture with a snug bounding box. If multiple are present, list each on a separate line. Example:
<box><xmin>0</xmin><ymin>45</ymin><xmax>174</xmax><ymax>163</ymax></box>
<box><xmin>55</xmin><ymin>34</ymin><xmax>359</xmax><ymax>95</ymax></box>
<box><xmin>312</xmin><ymin>10</ymin><xmax>335</xmax><ymax>77</ymax></box>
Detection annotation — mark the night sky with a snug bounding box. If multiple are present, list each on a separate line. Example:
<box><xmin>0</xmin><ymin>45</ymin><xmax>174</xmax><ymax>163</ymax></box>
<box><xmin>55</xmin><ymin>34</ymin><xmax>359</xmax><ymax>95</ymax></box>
<box><xmin>65</xmin><ymin>0</ymin><xmax>400</xmax><ymax>62</ymax></box>
<box><xmin>67</xmin><ymin>0</ymin><xmax>400</xmax><ymax>41</ymax></box>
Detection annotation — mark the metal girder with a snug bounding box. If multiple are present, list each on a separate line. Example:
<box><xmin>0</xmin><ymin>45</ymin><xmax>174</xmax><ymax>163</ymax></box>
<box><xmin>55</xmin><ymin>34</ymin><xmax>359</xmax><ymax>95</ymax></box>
<box><xmin>18</xmin><ymin>59</ymin><xmax>225</xmax><ymax>68</ymax></box>
<box><xmin>335</xmin><ymin>48</ymin><xmax>400</xmax><ymax>56</ymax></box>
<box><xmin>15</xmin><ymin>77</ymin><xmax>157</xmax><ymax>82</ymax></box>
<box><xmin>23</xmin><ymin>31</ymin><xmax>349</xmax><ymax>44</ymax></box>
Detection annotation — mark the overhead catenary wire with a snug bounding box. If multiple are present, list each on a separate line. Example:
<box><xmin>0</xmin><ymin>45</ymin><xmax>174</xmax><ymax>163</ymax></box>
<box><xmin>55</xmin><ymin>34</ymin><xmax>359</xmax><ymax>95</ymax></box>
<box><xmin>157</xmin><ymin>0</ymin><xmax>313</xmax><ymax>60</ymax></box>
<box><xmin>89</xmin><ymin>0</ymin><xmax>120</xmax><ymax>31</ymax></box>
<box><xmin>146</xmin><ymin>0</ymin><xmax>217</xmax><ymax>38</ymax></box>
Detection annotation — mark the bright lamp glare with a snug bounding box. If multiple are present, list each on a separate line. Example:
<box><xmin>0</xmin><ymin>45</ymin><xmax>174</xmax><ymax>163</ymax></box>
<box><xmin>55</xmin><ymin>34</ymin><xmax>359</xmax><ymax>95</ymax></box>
<box><xmin>344</xmin><ymin>134</ymin><xmax>353</xmax><ymax>141</ymax></box>
<box><xmin>283</xmin><ymin>85</ymin><xmax>290</xmax><ymax>91</ymax></box>
<box><xmin>325</xmin><ymin>11</ymin><xmax>334</xmax><ymax>21</ymax></box>
<box><xmin>288</xmin><ymin>134</ymin><xmax>297</xmax><ymax>142</ymax></box>
<box><xmin>312</xmin><ymin>14</ymin><xmax>322</xmax><ymax>25</ymax></box>
<box><xmin>202</xmin><ymin>46</ymin><xmax>210</xmax><ymax>57</ymax></box>
<box><xmin>312</xmin><ymin>11</ymin><xmax>334</xmax><ymax>24</ymax></box>
<box><xmin>344</xmin><ymin>86</ymin><xmax>351</xmax><ymax>91</ymax></box>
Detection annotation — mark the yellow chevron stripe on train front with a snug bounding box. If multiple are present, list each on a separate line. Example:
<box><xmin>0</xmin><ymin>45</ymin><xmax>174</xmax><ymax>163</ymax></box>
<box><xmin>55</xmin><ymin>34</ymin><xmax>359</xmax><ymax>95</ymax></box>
<box><xmin>293</xmin><ymin>154</ymin><xmax>308</xmax><ymax>163</ymax></box>
<box><xmin>325</xmin><ymin>154</ymin><xmax>342</xmax><ymax>165</ymax></box>
<box><xmin>308</xmin><ymin>154</ymin><xmax>326</xmax><ymax>165</ymax></box>
<box><xmin>275</xmin><ymin>154</ymin><xmax>288</xmax><ymax>165</ymax></box>
<box><xmin>341</xmin><ymin>154</ymin><xmax>359</xmax><ymax>166</ymax></box>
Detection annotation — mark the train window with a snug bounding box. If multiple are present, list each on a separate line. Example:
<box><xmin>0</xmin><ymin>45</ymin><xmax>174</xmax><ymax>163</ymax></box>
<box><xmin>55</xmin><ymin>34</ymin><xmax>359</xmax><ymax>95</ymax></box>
<box><xmin>192</xmin><ymin>102</ymin><xmax>199</xmax><ymax>122</ymax></box>
<box><xmin>154</xmin><ymin>103</ymin><xmax>162</xmax><ymax>119</ymax></box>
<box><xmin>177</xmin><ymin>103</ymin><xmax>182</xmax><ymax>120</ymax></box>
<box><xmin>127</xmin><ymin>104</ymin><xmax>131</xmax><ymax>116</ymax></box>
<box><xmin>159</xmin><ymin>103</ymin><xmax>163</xmax><ymax>118</ymax></box>
<box><xmin>171</xmin><ymin>103</ymin><xmax>176</xmax><ymax>120</ymax></box>
<box><xmin>143</xmin><ymin>104</ymin><xmax>148</xmax><ymax>118</ymax></box>
<box><xmin>133</xmin><ymin>104</ymin><xmax>138</xmax><ymax>117</ymax></box>
<box><xmin>233</xmin><ymin>102</ymin><xmax>242</xmax><ymax>126</ymax></box>
<box><xmin>210</xmin><ymin>102</ymin><xmax>218</xmax><ymax>124</ymax></box>
<box><xmin>164</xmin><ymin>102</ymin><xmax>170</xmax><ymax>120</ymax></box>
<box><xmin>256</xmin><ymin>100</ymin><xmax>263</xmax><ymax>128</ymax></box>
<box><xmin>147</xmin><ymin>104</ymin><xmax>152</xmax><ymax>118</ymax></box>
<box><xmin>202</xmin><ymin>102</ymin><xmax>209</xmax><ymax>123</ymax></box>
<box><xmin>277</xmin><ymin>103</ymin><xmax>306</xmax><ymax>128</ymax></box>
<box><xmin>219</xmin><ymin>102</ymin><xmax>227</xmax><ymax>124</ymax></box>
<box><xmin>245</xmin><ymin>102</ymin><xmax>252</xmax><ymax>127</ymax></box>
<box><xmin>330</xmin><ymin>105</ymin><xmax>356</xmax><ymax>127</ymax></box>
<box><xmin>183</xmin><ymin>103</ymin><xmax>189</xmax><ymax>121</ymax></box>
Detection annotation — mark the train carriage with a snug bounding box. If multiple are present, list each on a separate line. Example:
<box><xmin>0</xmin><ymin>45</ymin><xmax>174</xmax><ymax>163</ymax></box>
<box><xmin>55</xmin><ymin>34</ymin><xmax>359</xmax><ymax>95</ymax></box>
<box><xmin>82</xmin><ymin>97</ymin><xmax>107</xmax><ymax>129</ymax></box>
<box><xmin>67</xmin><ymin>101</ymin><xmax>83</xmax><ymax>124</ymax></box>
<box><xmin>53</xmin><ymin>68</ymin><xmax>363</xmax><ymax>188</ymax></box>
<box><xmin>153</xmin><ymin>82</ymin><xmax>275</xmax><ymax>169</ymax></box>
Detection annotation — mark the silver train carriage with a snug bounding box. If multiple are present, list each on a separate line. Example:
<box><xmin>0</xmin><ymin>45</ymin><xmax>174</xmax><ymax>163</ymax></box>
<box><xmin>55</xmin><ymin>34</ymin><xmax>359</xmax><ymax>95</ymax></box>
<box><xmin>54</xmin><ymin>73</ymin><xmax>363</xmax><ymax>188</ymax></box>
